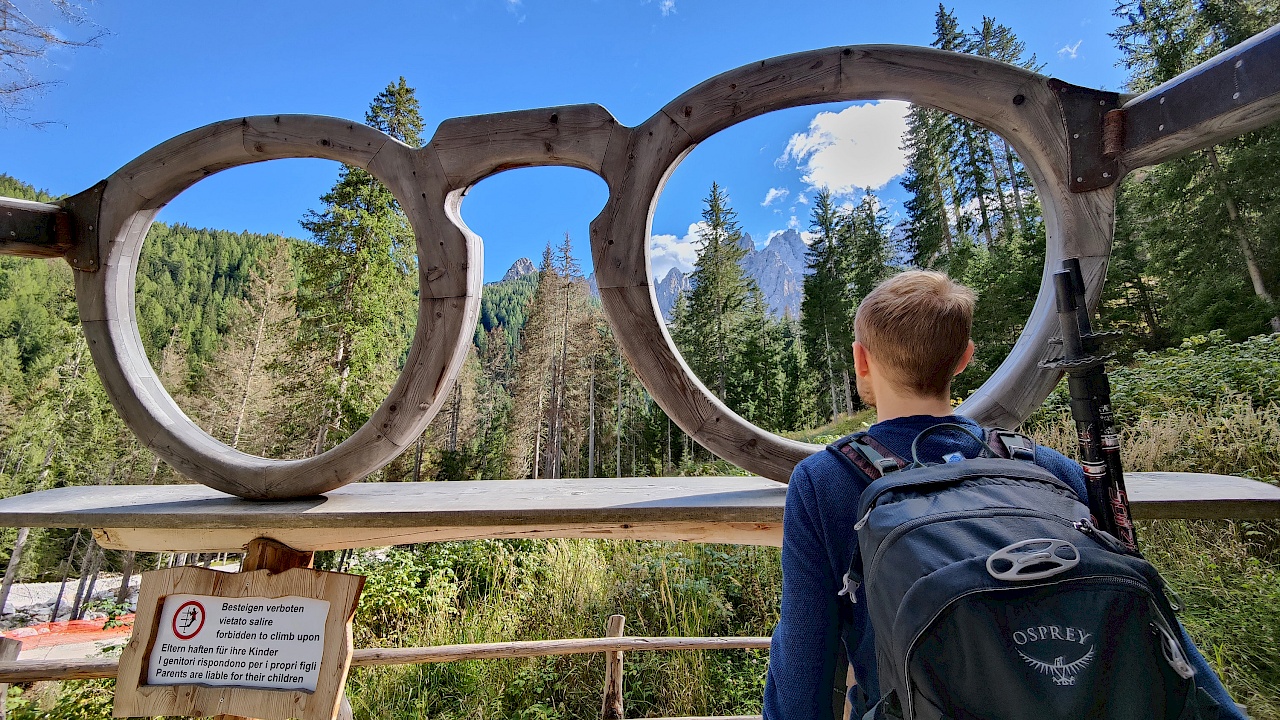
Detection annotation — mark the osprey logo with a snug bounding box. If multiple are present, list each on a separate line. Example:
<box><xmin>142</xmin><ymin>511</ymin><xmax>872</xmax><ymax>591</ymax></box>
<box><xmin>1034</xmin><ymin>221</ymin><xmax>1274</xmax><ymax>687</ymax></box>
<box><xmin>1012</xmin><ymin>625</ymin><xmax>1094</xmax><ymax>686</ymax></box>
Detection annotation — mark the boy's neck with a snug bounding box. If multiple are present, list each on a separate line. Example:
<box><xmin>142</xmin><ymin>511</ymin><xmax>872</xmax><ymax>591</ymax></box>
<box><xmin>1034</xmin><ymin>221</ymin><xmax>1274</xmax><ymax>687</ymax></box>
<box><xmin>873</xmin><ymin>388</ymin><xmax>955</xmax><ymax>424</ymax></box>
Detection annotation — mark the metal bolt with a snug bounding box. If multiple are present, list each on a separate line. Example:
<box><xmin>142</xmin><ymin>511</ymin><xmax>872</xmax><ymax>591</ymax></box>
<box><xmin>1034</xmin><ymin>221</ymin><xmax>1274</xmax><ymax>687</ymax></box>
<box><xmin>1235</xmin><ymin>59</ymin><xmax>1243</xmax><ymax>68</ymax></box>
<box><xmin>1099</xmin><ymin>99</ymin><xmax>1106</xmax><ymax>105</ymax></box>
<box><xmin>1076</xmin><ymin>176</ymin><xmax>1084</xmax><ymax>182</ymax></box>
<box><xmin>1233</xmin><ymin>92</ymin><xmax>1240</xmax><ymax>100</ymax></box>
<box><xmin>1158</xmin><ymin>124</ymin><xmax>1165</xmax><ymax>131</ymax></box>
<box><xmin>1073</xmin><ymin>133</ymin><xmax>1080</xmax><ymax>139</ymax></box>
<box><xmin>1102</xmin><ymin>172</ymin><xmax>1111</xmax><ymax>178</ymax></box>
<box><xmin>1159</xmin><ymin>96</ymin><xmax>1166</xmax><ymax>104</ymax></box>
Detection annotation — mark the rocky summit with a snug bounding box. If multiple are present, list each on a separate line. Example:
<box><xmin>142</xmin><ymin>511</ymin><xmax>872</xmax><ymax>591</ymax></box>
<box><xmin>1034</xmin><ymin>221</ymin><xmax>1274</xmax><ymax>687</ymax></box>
<box><xmin>653</xmin><ymin>229</ymin><xmax>811</xmax><ymax>321</ymax></box>
<box><xmin>501</xmin><ymin>257</ymin><xmax>537</xmax><ymax>282</ymax></box>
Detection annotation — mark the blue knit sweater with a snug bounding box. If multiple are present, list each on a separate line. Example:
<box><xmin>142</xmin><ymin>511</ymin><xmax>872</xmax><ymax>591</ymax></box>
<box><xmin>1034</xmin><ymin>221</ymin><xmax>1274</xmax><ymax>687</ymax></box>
<box><xmin>761</xmin><ymin>414</ymin><xmax>1242</xmax><ymax>719</ymax></box>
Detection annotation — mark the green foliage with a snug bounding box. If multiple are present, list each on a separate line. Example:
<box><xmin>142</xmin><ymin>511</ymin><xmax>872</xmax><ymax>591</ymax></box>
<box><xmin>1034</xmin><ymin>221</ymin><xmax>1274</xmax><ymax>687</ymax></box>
<box><xmin>0</xmin><ymin>175</ymin><xmax>59</xmax><ymax>203</ymax></box>
<box><xmin>7</xmin><ymin>680</ymin><xmax>116</xmax><ymax>720</ymax></box>
<box><xmin>477</xmin><ymin>273</ymin><xmax>539</xmax><ymax>352</ymax></box>
<box><xmin>340</xmin><ymin>539</ymin><xmax>780</xmax><ymax>719</ymax></box>
<box><xmin>1038</xmin><ymin>332</ymin><xmax>1280</xmax><ymax>425</ymax></box>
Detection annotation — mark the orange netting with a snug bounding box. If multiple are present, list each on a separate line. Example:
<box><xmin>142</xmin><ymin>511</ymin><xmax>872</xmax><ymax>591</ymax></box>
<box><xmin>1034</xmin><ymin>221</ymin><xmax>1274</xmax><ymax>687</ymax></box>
<box><xmin>1</xmin><ymin>615</ymin><xmax>135</xmax><ymax>649</ymax></box>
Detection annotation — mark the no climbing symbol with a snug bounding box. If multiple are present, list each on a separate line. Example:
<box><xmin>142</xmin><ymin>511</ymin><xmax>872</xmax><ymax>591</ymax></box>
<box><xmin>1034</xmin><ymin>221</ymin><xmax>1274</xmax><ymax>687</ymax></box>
<box><xmin>173</xmin><ymin>600</ymin><xmax>205</xmax><ymax>640</ymax></box>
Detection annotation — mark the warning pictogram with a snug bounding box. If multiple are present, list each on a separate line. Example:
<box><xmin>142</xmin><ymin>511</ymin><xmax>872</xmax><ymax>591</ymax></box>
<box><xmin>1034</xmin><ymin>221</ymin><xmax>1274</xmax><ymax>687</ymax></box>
<box><xmin>172</xmin><ymin>600</ymin><xmax>205</xmax><ymax>640</ymax></box>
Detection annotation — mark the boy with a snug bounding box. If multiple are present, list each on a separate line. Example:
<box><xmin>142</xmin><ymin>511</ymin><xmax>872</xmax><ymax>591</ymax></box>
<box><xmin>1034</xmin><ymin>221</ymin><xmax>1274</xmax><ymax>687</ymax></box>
<box><xmin>762</xmin><ymin>270</ymin><xmax>1242</xmax><ymax>719</ymax></box>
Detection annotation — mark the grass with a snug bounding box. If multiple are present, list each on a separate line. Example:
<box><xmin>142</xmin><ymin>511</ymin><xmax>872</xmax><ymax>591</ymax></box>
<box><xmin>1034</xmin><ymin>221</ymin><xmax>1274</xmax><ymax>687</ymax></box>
<box><xmin>1028</xmin><ymin>396</ymin><xmax>1280</xmax><ymax>718</ymax></box>
<box><xmin>12</xmin><ymin>339</ymin><xmax>1280</xmax><ymax>718</ymax></box>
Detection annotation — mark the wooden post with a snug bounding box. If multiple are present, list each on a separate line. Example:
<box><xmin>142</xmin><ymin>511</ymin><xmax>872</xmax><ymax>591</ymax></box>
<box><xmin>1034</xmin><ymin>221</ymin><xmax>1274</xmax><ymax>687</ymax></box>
<box><xmin>215</xmin><ymin>538</ymin><xmax>321</xmax><ymax>720</ymax></box>
<box><xmin>0</xmin><ymin>637</ymin><xmax>20</xmax><ymax>720</ymax></box>
<box><xmin>600</xmin><ymin>614</ymin><xmax>625</xmax><ymax>720</ymax></box>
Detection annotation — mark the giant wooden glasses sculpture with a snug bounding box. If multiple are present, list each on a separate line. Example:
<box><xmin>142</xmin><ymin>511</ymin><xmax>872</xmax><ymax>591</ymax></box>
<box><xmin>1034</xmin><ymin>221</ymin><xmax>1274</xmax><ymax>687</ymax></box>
<box><xmin>3</xmin><ymin>29</ymin><xmax>1278</xmax><ymax>500</ymax></box>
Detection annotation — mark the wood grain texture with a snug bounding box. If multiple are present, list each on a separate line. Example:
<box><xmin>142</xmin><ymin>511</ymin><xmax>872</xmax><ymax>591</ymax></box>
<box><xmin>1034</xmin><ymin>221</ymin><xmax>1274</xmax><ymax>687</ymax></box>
<box><xmin>430</xmin><ymin>104</ymin><xmax>618</xmax><ymax>187</ymax></box>
<box><xmin>72</xmin><ymin>116</ymin><xmax>479</xmax><ymax>499</ymax></box>
<box><xmin>590</xmin><ymin>45</ymin><xmax>1116</xmax><ymax>479</ymax></box>
<box><xmin>15</xmin><ymin>37</ymin><xmax>1280</xmax><ymax>494</ymax></box>
<box><xmin>95</xmin><ymin>521</ymin><xmax>784</xmax><ymax>553</ymax></box>
<box><xmin>0</xmin><ymin>197</ymin><xmax>70</xmax><ymax>258</ymax></box>
<box><xmin>0</xmin><ymin>636</ymin><xmax>772</xmax><ymax>683</ymax></box>
<box><xmin>112</xmin><ymin>565</ymin><xmax>362</xmax><ymax>720</ymax></box>
<box><xmin>1118</xmin><ymin>23</ymin><xmax>1280</xmax><ymax>171</ymax></box>
<box><xmin>601</xmin><ymin>615</ymin><xmax>626</xmax><ymax>720</ymax></box>
<box><xmin>215</xmin><ymin>538</ymin><xmax>315</xmax><ymax>720</ymax></box>
<box><xmin>0</xmin><ymin>473</ymin><xmax>1269</xmax><ymax>551</ymax></box>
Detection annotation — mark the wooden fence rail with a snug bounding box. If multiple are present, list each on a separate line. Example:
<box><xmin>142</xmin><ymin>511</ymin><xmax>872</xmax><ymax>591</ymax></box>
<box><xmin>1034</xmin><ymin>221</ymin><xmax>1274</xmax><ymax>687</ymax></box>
<box><xmin>0</xmin><ymin>626</ymin><xmax>772</xmax><ymax>719</ymax></box>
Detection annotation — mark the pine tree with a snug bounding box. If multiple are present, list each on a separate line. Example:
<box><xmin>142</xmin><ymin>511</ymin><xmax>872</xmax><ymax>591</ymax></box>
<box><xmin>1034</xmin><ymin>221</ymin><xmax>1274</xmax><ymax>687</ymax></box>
<box><xmin>901</xmin><ymin>106</ymin><xmax>955</xmax><ymax>267</ymax></box>
<box><xmin>848</xmin><ymin>191</ymin><xmax>895</xmax><ymax>306</ymax></box>
<box><xmin>289</xmin><ymin>78</ymin><xmax>424</xmax><ymax>453</ymax></box>
<box><xmin>1111</xmin><ymin>1</ymin><xmax>1280</xmax><ymax>334</ymax></box>
<box><xmin>800</xmin><ymin>190</ymin><xmax>855</xmax><ymax>421</ymax></box>
<box><xmin>678</xmin><ymin>183</ymin><xmax>757</xmax><ymax>402</ymax></box>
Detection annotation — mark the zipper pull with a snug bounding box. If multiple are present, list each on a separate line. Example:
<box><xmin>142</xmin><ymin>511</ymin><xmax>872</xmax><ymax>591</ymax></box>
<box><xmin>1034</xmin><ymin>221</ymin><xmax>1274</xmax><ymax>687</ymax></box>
<box><xmin>1162</xmin><ymin>578</ymin><xmax>1186</xmax><ymax>613</ymax></box>
<box><xmin>837</xmin><ymin>571</ymin><xmax>861</xmax><ymax>602</ymax></box>
<box><xmin>1074</xmin><ymin>518</ymin><xmax>1129</xmax><ymax>554</ymax></box>
<box><xmin>854</xmin><ymin>508</ymin><xmax>872</xmax><ymax>531</ymax></box>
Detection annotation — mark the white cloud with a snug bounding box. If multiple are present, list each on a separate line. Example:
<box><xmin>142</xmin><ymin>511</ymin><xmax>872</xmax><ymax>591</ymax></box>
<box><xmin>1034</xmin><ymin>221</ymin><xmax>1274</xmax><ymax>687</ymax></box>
<box><xmin>762</xmin><ymin>187</ymin><xmax>790</xmax><ymax>206</ymax></box>
<box><xmin>778</xmin><ymin>100</ymin><xmax>911</xmax><ymax>196</ymax></box>
<box><xmin>649</xmin><ymin>222</ymin><xmax>705</xmax><ymax>280</ymax></box>
<box><xmin>795</xmin><ymin>193</ymin><xmax>809</xmax><ymax>205</ymax></box>
<box><xmin>659</xmin><ymin>0</ymin><xmax>676</xmax><ymax>15</ymax></box>
<box><xmin>1058</xmin><ymin>40</ymin><xmax>1082</xmax><ymax>60</ymax></box>
<box><xmin>787</xmin><ymin>215</ymin><xmax>800</xmax><ymax>230</ymax></box>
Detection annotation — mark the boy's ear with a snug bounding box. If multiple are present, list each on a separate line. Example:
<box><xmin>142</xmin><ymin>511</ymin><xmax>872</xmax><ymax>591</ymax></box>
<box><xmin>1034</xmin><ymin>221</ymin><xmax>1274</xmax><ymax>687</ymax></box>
<box><xmin>953</xmin><ymin>340</ymin><xmax>975</xmax><ymax>377</ymax></box>
<box><xmin>853</xmin><ymin>341</ymin><xmax>871</xmax><ymax>377</ymax></box>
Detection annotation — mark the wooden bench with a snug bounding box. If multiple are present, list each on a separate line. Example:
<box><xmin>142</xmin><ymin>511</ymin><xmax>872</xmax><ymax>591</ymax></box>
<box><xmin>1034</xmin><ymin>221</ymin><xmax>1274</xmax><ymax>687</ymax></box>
<box><xmin>0</xmin><ymin>472</ymin><xmax>1275</xmax><ymax>552</ymax></box>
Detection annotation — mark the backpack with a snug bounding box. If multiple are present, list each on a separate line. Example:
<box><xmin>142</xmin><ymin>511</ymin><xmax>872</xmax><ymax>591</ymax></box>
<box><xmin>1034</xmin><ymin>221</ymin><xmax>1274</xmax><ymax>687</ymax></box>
<box><xmin>831</xmin><ymin>423</ymin><xmax>1222</xmax><ymax>720</ymax></box>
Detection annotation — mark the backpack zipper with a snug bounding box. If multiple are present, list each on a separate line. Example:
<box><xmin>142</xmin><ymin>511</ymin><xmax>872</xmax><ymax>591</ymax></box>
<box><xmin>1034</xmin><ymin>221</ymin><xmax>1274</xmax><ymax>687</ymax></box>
<box><xmin>899</xmin><ymin>575</ymin><xmax>1173</xmax><ymax>719</ymax></box>
<box><xmin>866</xmin><ymin>508</ymin><xmax>1082</xmax><ymax>583</ymax></box>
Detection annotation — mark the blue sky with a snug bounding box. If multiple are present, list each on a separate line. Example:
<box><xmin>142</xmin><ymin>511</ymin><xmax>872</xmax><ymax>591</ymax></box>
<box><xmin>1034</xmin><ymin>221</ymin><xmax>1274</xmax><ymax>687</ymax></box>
<box><xmin>2</xmin><ymin>0</ymin><xmax>1132</xmax><ymax>283</ymax></box>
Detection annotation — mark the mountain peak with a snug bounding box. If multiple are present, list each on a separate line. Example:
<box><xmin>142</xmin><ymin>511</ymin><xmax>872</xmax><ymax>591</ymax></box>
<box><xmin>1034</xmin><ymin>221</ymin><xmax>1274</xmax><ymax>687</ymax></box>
<box><xmin>502</xmin><ymin>258</ymin><xmax>536</xmax><ymax>282</ymax></box>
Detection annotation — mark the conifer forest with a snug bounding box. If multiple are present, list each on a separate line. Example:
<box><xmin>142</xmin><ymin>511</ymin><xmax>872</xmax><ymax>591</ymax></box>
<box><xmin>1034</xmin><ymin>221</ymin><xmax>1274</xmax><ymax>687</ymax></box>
<box><xmin>0</xmin><ymin>3</ymin><xmax>1279</xmax><ymax>718</ymax></box>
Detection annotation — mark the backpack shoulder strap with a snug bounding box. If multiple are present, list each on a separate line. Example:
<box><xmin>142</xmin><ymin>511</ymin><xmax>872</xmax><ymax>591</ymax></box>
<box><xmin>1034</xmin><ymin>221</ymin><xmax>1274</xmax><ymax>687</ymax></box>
<box><xmin>985</xmin><ymin>427</ymin><xmax>1038</xmax><ymax>463</ymax></box>
<box><xmin>830</xmin><ymin>432</ymin><xmax>907</xmax><ymax>480</ymax></box>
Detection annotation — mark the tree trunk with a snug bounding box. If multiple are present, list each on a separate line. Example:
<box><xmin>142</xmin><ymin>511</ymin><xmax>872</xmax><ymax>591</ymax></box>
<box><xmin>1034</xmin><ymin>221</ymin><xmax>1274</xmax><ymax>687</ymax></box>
<box><xmin>1203</xmin><ymin>147</ymin><xmax>1280</xmax><ymax>332</ymax></box>
<box><xmin>616</xmin><ymin>356</ymin><xmax>623</xmax><ymax>478</ymax></box>
<box><xmin>79</xmin><ymin>550</ymin><xmax>104</xmax><ymax>617</ymax></box>
<box><xmin>50</xmin><ymin>531</ymin><xmax>82</xmax><ymax>621</ymax></box>
<box><xmin>931</xmin><ymin>174</ymin><xmax>954</xmax><ymax>253</ymax></box>
<box><xmin>588</xmin><ymin>355</ymin><xmax>596</xmax><ymax>479</ymax></box>
<box><xmin>0</xmin><ymin>528</ymin><xmax>30</xmax><ymax>615</ymax></box>
<box><xmin>69</xmin><ymin>544</ymin><xmax>101</xmax><ymax>621</ymax></box>
<box><xmin>532</xmin><ymin>378</ymin><xmax>545</xmax><ymax>480</ymax></box>
<box><xmin>822</xmin><ymin>325</ymin><xmax>838</xmax><ymax>419</ymax></box>
<box><xmin>842</xmin><ymin>368</ymin><xmax>854</xmax><ymax>415</ymax></box>
<box><xmin>116</xmin><ymin>551</ymin><xmax>136</xmax><ymax>604</ymax></box>
<box><xmin>412</xmin><ymin>435</ymin><xmax>424</xmax><ymax>483</ymax></box>
<box><xmin>666</xmin><ymin>416</ymin><xmax>672</xmax><ymax>474</ymax></box>
<box><xmin>1001</xmin><ymin>137</ymin><xmax>1027</xmax><ymax>233</ymax></box>
<box><xmin>232</xmin><ymin>291</ymin><xmax>271</xmax><ymax>449</ymax></box>
<box><xmin>447</xmin><ymin>381</ymin><xmax>461</xmax><ymax>453</ymax></box>
<box><xmin>986</xmin><ymin>139</ymin><xmax>1015</xmax><ymax>242</ymax></box>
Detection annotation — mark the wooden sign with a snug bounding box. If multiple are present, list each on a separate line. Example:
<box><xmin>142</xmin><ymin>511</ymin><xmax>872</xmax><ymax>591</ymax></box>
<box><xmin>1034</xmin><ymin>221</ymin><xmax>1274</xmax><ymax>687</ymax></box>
<box><xmin>114</xmin><ymin>565</ymin><xmax>363</xmax><ymax>720</ymax></box>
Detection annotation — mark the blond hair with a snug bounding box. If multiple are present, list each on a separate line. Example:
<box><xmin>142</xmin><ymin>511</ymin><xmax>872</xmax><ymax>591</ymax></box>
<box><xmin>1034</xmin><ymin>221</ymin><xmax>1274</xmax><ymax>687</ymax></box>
<box><xmin>854</xmin><ymin>270</ymin><xmax>976</xmax><ymax>397</ymax></box>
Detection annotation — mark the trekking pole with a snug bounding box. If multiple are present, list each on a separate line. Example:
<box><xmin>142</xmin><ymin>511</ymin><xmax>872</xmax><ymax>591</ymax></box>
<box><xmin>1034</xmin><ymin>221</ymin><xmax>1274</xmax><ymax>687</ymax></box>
<box><xmin>1064</xmin><ymin>260</ymin><xmax>1138</xmax><ymax>553</ymax></box>
<box><xmin>1044</xmin><ymin>265</ymin><xmax>1139</xmax><ymax>552</ymax></box>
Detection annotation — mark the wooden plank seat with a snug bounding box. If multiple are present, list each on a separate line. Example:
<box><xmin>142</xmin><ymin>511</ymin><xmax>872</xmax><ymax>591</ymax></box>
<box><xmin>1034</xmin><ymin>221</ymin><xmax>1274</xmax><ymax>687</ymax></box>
<box><xmin>0</xmin><ymin>473</ymin><xmax>1275</xmax><ymax>553</ymax></box>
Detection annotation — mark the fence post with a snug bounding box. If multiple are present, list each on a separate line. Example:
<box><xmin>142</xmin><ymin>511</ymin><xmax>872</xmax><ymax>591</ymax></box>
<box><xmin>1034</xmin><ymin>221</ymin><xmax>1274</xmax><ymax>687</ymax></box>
<box><xmin>600</xmin><ymin>614</ymin><xmax>626</xmax><ymax>719</ymax></box>
<box><xmin>0</xmin><ymin>637</ymin><xmax>21</xmax><ymax>720</ymax></box>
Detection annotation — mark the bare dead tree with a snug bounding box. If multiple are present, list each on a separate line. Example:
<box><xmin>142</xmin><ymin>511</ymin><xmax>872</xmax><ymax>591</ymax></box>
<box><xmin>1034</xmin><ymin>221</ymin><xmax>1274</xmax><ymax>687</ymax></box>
<box><xmin>1</xmin><ymin>0</ymin><xmax>104</xmax><ymax>122</ymax></box>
